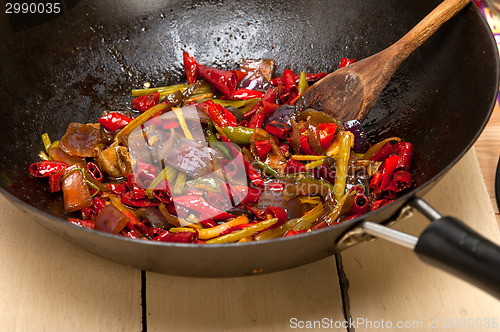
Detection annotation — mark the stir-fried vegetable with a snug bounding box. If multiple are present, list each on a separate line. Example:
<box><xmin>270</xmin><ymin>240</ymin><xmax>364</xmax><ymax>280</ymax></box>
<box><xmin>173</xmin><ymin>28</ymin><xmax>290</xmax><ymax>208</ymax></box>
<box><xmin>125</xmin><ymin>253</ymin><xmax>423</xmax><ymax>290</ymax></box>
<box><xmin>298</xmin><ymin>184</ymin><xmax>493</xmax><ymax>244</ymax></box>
<box><xmin>29</xmin><ymin>52</ymin><xmax>415</xmax><ymax>244</ymax></box>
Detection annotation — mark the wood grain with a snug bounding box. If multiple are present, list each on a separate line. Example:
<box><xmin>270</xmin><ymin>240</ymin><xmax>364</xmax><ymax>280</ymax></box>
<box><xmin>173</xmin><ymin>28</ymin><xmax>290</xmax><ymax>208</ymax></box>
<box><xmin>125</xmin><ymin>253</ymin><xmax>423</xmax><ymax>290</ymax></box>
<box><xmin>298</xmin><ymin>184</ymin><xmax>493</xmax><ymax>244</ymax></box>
<box><xmin>0</xmin><ymin>195</ymin><xmax>142</xmax><ymax>332</ymax></box>
<box><xmin>474</xmin><ymin>101</ymin><xmax>500</xmax><ymax>226</ymax></box>
<box><xmin>146</xmin><ymin>258</ymin><xmax>345</xmax><ymax>332</ymax></box>
<box><xmin>341</xmin><ymin>149</ymin><xmax>500</xmax><ymax>332</ymax></box>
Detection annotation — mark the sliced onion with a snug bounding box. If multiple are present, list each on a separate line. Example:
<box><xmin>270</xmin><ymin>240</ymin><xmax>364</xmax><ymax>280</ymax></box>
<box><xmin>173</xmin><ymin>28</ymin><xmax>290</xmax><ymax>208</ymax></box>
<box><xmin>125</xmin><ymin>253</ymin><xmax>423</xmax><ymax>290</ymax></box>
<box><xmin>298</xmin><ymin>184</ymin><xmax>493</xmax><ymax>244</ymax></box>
<box><xmin>94</xmin><ymin>204</ymin><xmax>128</xmax><ymax>234</ymax></box>
<box><xmin>343</xmin><ymin>120</ymin><xmax>370</xmax><ymax>153</ymax></box>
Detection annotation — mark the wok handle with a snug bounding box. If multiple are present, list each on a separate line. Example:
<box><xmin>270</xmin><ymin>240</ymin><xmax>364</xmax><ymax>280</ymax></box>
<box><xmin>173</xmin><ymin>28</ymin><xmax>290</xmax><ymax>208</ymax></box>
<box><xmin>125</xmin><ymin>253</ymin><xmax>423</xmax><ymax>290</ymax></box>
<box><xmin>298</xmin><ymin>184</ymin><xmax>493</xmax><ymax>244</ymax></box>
<box><xmin>361</xmin><ymin>197</ymin><xmax>500</xmax><ymax>299</ymax></box>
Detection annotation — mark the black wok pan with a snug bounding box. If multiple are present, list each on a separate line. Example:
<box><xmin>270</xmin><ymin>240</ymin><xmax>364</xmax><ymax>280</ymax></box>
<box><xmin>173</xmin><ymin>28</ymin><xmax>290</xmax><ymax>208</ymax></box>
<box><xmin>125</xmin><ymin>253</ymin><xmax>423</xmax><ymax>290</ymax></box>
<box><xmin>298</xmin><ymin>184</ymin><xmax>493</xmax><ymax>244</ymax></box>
<box><xmin>0</xmin><ymin>0</ymin><xmax>499</xmax><ymax>296</ymax></box>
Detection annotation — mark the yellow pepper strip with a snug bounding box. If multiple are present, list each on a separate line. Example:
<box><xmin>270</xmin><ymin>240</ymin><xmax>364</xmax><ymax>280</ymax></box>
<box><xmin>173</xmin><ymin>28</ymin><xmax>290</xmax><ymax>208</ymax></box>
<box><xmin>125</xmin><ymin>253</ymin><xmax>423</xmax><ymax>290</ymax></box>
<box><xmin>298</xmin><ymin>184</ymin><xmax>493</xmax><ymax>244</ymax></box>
<box><xmin>326</xmin><ymin>134</ymin><xmax>341</xmax><ymax>156</ymax></box>
<box><xmin>206</xmin><ymin>218</ymin><xmax>278</xmax><ymax>244</ymax></box>
<box><xmin>361</xmin><ymin>137</ymin><xmax>401</xmax><ymax>160</ymax></box>
<box><xmin>237</xmin><ymin>236</ymin><xmax>254</xmax><ymax>243</ymax></box>
<box><xmin>131</xmin><ymin>83</ymin><xmax>190</xmax><ymax>97</ymax></box>
<box><xmin>299</xmin><ymin>197</ymin><xmax>321</xmax><ymax>205</ymax></box>
<box><xmin>291</xmin><ymin>155</ymin><xmax>325</xmax><ymax>161</ymax></box>
<box><xmin>169</xmin><ymin>227</ymin><xmax>197</xmax><ymax>233</ymax></box>
<box><xmin>173</xmin><ymin>172</ymin><xmax>186</xmax><ymax>195</ymax></box>
<box><xmin>115</xmin><ymin>103</ymin><xmax>167</xmax><ymax>143</ymax></box>
<box><xmin>172</xmin><ymin>107</ymin><xmax>194</xmax><ymax>140</ymax></box>
<box><xmin>183</xmin><ymin>92</ymin><xmax>214</xmax><ymax>104</ymax></box>
<box><xmin>145</xmin><ymin>166</ymin><xmax>177</xmax><ymax>198</ymax></box>
<box><xmin>42</xmin><ymin>133</ymin><xmax>51</xmax><ymax>153</ymax></box>
<box><xmin>304</xmin><ymin>157</ymin><xmax>326</xmax><ymax>170</ymax></box>
<box><xmin>297</xmin><ymin>72</ymin><xmax>309</xmax><ymax>95</ymax></box>
<box><xmin>255</xmin><ymin>203</ymin><xmax>324</xmax><ymax>240</ymax></box>
<box><xmin>38</xmin><ymin>151</ymin><xmax>49</xmax><ymax>161</ymax></box>
<box><xmin>187</xmin><ymin>213</ymin><xmax>199</xmax><ymax>224</ymax></box>
<box><xmin>333</xmin><ymin>131</ymin><xmax>353</xmax><ymax>201</ymax></box>
<box><xmin>292</xmin><ymin>202</ymin><xmax>325</xmax><ymax>231</ymax></box>
<box><xmin>198</xmin><ymin>215</ymin><xmax>249</xmax><ymax>240</ymax></box>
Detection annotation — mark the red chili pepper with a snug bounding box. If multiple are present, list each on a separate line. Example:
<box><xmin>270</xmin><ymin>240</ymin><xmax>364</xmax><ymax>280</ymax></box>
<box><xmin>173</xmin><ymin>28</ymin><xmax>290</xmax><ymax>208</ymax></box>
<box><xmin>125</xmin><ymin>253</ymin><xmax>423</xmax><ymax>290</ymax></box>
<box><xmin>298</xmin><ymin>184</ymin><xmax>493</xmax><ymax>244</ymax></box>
<box><xmin>232</xmin><ymin>88</ymin><xmax>265</xmax><ymax>100</ymax></box>
<box><xmin>340</xmin><ymin>58</ymin><xmax>357</xmax><ymax>68</ymax></box>
<box><xmin>371</xmin><ymin>199</ymin><xmax>391</xmax><ymax>211</ymax></box>
<box><xmin>284</xmin><ymin>229</ymin><xmax>307</xmax><ymax>237</ymax></box>
<box><xmin>261</xmin><ymin>86</ymin><xmax>278</xmax><ymax>104</ymax></box>
<box><xmin>48</xmin><ymin>171</ymin><xmax>64</xmax><ymax>192</ymax></box>
<box><xmin>244</xmin><ymin>159</ymin><xmax>265</xmax><ymax>188</ymax></box>
<box><xmin>108</xmin><ymin>183</ymin><xmax>127</xmax><ymax>196</ymax></box>
<box><xmin>248</xmin><ymin>111</ymin><xmax>265</xmax><ymax>129</ymax></box>
<box><xmin>269</xmin><ymin>182</ymin><xmax>285</xmax><ymax>192</ymax></box>
<box><xmin>241</xmin><ymin>187</ymin><xmax>263</xmax><ymax>204</ymax></box>
<box><xmin>282</xmin><ymin>69</ymin><xmax>298</xmax><ymax>102</ymax></box>
<box><xmin>122</xmin><ymin>191</ymin><xmax>159</xmax><ymax>208</ymax></box>
<box><xmin>208</xmin><ymin>101</ymin><xmax>237</xmax><ymax>127</ymax></box>
<box><xmin>313</xmin><ymin>164</ymin><xmax>336</xmax><ymax>184</ymax></box>
<box><xmin>277</xmin><ymin>84</ymin><xmax>290</xmax><ymax>104</ymax></box>
<box><xmin>266</xmin><ymin>120</ymin><xmax>292</xmax><ymax>140</ymax></box>
<box><xmin>284</xmin><ymin>159</ymin><xmax>307</xmax><ymax>174</ymax></box>
<box><xmin>264</xmin><ymin>206</ymin><xmax>288</xmax><ymax>229</ymax></box>
<box><xmin>152</xmin><ymin>180</ymin><xmax>172</xmax><ymax>204</ymax></box>
<box><xmin>242</xmin><ymin>203</ymin><xmax>266</xmax><ymax>219</ymax></box>
<box><xmin>380</xmin><ymin>155</ymin><xmax>399</xmax><ymax>190</ymax></box>
<box><xmin>270</xmin><ymin>72</ymin><xmax>327</xmax><ymax>86</ymax></box>
<box><xmin>132</xmin><ymin>91</ymin><xmax>160</xmax><ymax>112</ymax></box>
<box><xmin>135</xmin><ymin>160</ymin><xmax>158</xmax><ymax>184</ymax></box>
<box><xmin>29</xmin><ymin>160</ymin><xmax>68</xmax><ymax>177</ymax></box>
<box><xmin>369</xmin><ymin>143</ymin><xmax>396</xmax><ymax>161</ymax></box>
<box><xmin>369</xmin><ymin>172</ymin><xmax>383</xmax><ymax>192</ymax></box>
<box><xmin>182</xmin><ymin>51</ymin><xmax>199</xmax><ymax>84</ymax></box>
<box><xmin>91</xmin><ymin>196</ymin><xmax>107</xmax><ymax>215</ymax></box>
<box><xmin>317</xmin><ymin>123</ymin><xmax>337</xmax><ymax>150</ymax></box>
<box><xmin>254</xmin><ymin>139</ymin><xmax>273</xmax><ymax>160</ymax></box>
<box><xmin>68</xmin><ymin>218</ymin><xmax>95</xmax><ymax>230</ymax></box>
<box><xmin>394</xmin><ymin>142</ymin><xmax>414</xmax><ymax>170</ymax></box>
<box><xmin>121</xmin><ymin>229</ymin><xmax>142</xmax><ymax>239</ymax></box>
<box><xmin>234</xmin><ymin>70</ymin><xmax>248</xmax><ymax>83</ymax></box>
<box><xmin>391</xmin><ymin>170</ymin><xmax>412</xmax><ymax>192</ymax></box>
<box><xmin>350</xmin><ymin>193</ymin><xmax>370</xmax><ymax>214</ymax></box>
<box><xmin>262</xmin><ymin>101</ymin><xmax>280</xmax><ymax>117</ymax></box>
<box><xmin>153</xmin><ymin>230</ymin><xmax>199</xmax><ymax>243</ymax></box>
<box><xmin>311</xmin><ymin>220</ymin><xmax>329</xmax><ymax>230</ymax></box>
<box><xmin>87</xmin><ymin>162</ymin><xmax>103</xmax><ymax>182</ymax></box>
<box><xmin>299</xmin><ymin>134</ymin><xmax>316</xmax><ymax>155</ymax></box>
<box><xmin>97</xmin><ymin>112</ymin><xmax>133</xmax><ymax>132</ymax></box>
<box><xmin>198</xmin><ymin>65</ymin><xmax>238</xmax><ymax>98</ymax></box>
<box><xmin>173</xmin><ymin>196</ymin><xmax>235</xmax><ymax>221</ymax></box>
<box><xmin>382</xmin><ymin>181</ymin><xmax>397</xmax><ymax>199</ymax></box>
<box><xmin>278</xmin><ymin>142</ymin><xmax>290</xmax><ymax>156</ymax></box>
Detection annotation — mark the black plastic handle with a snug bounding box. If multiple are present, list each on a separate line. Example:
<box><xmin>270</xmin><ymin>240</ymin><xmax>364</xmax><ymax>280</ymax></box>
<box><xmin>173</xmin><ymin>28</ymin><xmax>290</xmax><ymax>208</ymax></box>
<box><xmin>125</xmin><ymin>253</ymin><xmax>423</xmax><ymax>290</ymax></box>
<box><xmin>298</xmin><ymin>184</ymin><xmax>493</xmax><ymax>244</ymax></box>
<box><xmin>415</xmin><ymin>216</ymin><xmax>500</xmax><ymax>299</ymax></box>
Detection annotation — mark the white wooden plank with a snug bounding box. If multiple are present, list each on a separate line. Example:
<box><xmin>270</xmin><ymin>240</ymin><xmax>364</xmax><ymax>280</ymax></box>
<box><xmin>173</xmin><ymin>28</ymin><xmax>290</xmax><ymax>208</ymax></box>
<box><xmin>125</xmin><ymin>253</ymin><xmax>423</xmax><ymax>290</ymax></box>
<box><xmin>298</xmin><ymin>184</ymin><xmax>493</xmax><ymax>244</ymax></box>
<box><xmin>0</xmin><ymin>195</ymin><xmax>142</xmax><ymax>332</ymax></box>
<box><xmin>147</xmin><ymin>257</ymin><xmax>345</xmax><ymax>332</ymax></box>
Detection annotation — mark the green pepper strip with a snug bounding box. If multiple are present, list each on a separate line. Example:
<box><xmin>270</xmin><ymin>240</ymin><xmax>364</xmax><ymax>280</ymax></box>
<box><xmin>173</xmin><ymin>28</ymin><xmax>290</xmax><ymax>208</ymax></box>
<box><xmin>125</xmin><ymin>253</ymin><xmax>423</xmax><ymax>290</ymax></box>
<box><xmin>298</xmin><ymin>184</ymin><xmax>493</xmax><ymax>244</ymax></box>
<box><xmin>42</xmin><ymin>133</ymin><xmax>51</xmax><ymax>153</ymax></box>
<box><xmin>206</xmin><ymin>122</ymin><xmax>232</xmax><ymax>159</ymax></box>
<box><xmin>297</xmin><ymin>72</ymin><xmax>309</xmax><ymax>95</ymax></box>
<box><xmin>115</xmin><ymin>103</ymin><xmax>168</xmax><ymax>143</ymax></box>
<box><xmin>253</xmin><ymin>159</ymin><xmax>280</xmax><ymax>177</ymax></box>
<box><xmin>255</xmin><ymin>203</ymin><xmax>324</xmax><ymax>240</ymax></box>
<box><xmin>221</xmin><ymin>126</ymin><xmax>255</xmax><ymax>145</ymax></box>
<box><xmin>61</xmin><ymin>167</ymin><xmax>100</xmax><ymax>197</ymax></box>
<box><xmin>186</xmin><ymin>177</ymin><xmax>224</xmax><ymax>191</ymax></box>
<box><xmin>333</xmin><ymin>131</ymin><xmax>351</xmax><ymax>202</ymax></box>
<box><xmin>304</xmin><ymin>157</ymin><xmax>326</xmax><ymax>170</ymax></box>
<box><xmin>206</xmin><ymin>218</ymin><xmax>278</xmax><ymax>244</ymax></box>
<box><xmin>131</xmin><ymin>83</ymin><xmax>190</xmax><ymax>97</ymax></box>
<box><xmin>145</xmin><ymin>166</ymin><xmax>177</xmax><ymax>199</ymax></box>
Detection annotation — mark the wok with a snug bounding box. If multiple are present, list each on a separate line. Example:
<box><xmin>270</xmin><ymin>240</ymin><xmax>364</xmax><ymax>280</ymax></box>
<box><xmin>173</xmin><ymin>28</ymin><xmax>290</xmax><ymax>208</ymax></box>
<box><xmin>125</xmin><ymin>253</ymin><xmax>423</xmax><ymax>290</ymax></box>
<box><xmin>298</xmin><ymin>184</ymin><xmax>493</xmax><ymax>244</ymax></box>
<box><xmin>0</xmin><ymin>0</ymin><xmax>499</xmax><ymax>296</ymax></box>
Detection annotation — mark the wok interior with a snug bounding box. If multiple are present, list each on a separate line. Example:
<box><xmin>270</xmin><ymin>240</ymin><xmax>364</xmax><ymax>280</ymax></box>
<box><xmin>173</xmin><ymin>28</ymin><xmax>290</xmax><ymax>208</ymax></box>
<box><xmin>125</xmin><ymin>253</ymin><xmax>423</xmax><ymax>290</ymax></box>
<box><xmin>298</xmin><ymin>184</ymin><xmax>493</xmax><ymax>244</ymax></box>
<box><xmin>0</xmin><ymin>1</ymin><xmax>496</xmax><ymax>235</ymax></box>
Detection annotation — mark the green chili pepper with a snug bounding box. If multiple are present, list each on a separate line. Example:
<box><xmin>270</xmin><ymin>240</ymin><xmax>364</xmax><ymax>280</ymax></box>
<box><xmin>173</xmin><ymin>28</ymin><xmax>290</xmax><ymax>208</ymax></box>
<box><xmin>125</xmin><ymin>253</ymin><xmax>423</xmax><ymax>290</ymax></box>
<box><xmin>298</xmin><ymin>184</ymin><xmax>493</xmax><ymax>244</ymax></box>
<box><xmin>205</xmin><ymin>98</ymin><xmax>260</xmax><ymax>114</ymax></box>
<box><xmin>221</xmin><ymin>126</ymin><xmax>255</xmax><ymax>145</ymax></box>
<box><xmin>206</xmin><ymin>122</ymin><xmax>233</xmax><ymax>159</ymax></box>
<box><xmin>297</xmin><ymin>72</ymin><xmax>309</xmax><ymax>95</ymax></box>
<box><xmin>206</xmin><ymin>217</ymin><xmax>278</xmax><ymax>244</ymax></box>
<box><xmin>41</xmin><ymin>133</ymin><xmax>51</xmax><ymax>153</ymax></box>
<box><xmin>253</xmin><ymin>159</ymin><xmax>280</xmax><ymax>177</ymax></box>
<box><xmin>186</xmin><ymin>177</ymin><xmax>224</xmax><ymax>191</ymax></box>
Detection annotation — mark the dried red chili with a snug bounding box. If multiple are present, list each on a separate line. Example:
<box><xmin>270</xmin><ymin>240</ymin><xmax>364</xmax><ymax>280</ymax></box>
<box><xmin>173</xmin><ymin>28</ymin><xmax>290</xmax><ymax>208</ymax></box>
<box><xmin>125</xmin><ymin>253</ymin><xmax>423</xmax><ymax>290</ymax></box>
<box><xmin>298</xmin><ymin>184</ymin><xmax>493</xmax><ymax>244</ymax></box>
<box><xmin>97</xmin><ymin>112</ymin><xmax>133</xmax><ymax>132</ymax></box>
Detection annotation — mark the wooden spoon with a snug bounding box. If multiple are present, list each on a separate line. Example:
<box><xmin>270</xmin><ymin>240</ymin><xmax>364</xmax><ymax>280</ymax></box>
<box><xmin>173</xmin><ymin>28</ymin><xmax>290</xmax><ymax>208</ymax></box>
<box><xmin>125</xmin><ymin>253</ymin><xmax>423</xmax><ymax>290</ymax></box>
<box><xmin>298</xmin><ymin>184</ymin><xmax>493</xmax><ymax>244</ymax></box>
<box><xmin>295</xmin><ymin>0</ymin><xmax>472</xmax><ymax>123</ymax></box>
